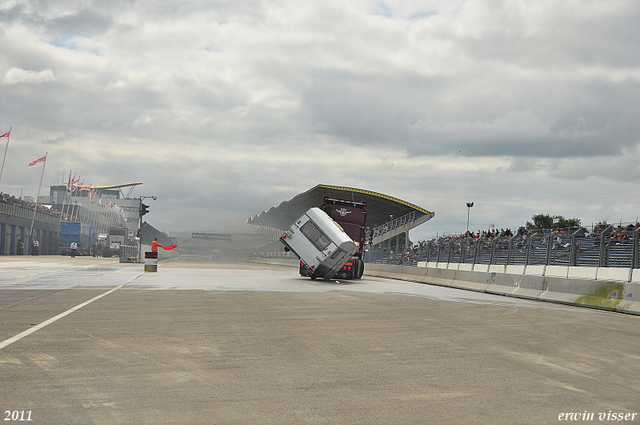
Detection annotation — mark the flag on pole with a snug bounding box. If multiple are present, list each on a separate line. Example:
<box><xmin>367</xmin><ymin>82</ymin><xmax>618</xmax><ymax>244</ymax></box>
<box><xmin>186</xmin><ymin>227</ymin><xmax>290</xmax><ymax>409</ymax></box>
<box><xmin>28</xmin><ymin>155</ymin><xmax>46</xmax><ymax>166</ymax></box>
<box><xmin>0</xmin><ymin>131</ymin><xmax>10</xmax><ymax>138</ymax></box>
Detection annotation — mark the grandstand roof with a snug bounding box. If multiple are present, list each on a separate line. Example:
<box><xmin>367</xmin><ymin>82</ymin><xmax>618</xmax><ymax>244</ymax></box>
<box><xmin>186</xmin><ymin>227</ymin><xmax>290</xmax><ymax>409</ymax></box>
<box><xmin>247</xmin><ymin>184</ymin><xmax>434</xmax><ymax>231</ymax></box>
<box><xmin>88</xmin><ymin>182</ymin><xmax>143</xmax><ymax>189</ymax></box>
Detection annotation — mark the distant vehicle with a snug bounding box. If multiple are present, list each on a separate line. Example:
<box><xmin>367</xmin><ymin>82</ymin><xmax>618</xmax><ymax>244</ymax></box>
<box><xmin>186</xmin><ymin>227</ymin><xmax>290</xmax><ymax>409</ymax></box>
<box><xmin>96</xmin><ymin>234</ymin><xmax>108</xmax><ymax>257</ymax></box>
<box><xmin>104</xmin><ymin>227</ymin><xmax>127</xmax><ymax>257</ymax></box>
<box><xmin>311</xmin><ymin>197</ymin><xmax>367</xmax><ymax>279</ymax></box>
<box><xmin>280</xmin><ymin>207</ymin><xmax>358</xmax><ymax>281</ymax></box>
<box><xmin>59</xmin><ymin>222</ymin><xmax>97</xmax><ymax>256</ymax></box>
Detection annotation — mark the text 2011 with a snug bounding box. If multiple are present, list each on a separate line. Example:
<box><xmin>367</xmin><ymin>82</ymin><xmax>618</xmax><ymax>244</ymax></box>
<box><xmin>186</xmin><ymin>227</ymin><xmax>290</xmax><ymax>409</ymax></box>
<box><xmin>4</xmin><ymin>411</ymin><xmax>32</xmax><ymax>421</ymax></box>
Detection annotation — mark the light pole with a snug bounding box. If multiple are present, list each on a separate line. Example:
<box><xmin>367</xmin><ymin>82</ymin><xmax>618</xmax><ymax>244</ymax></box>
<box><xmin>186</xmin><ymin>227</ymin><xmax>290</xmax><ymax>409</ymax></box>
<box><xmin>466</xmin><ymin>202</ymin><xmax>474</xmax><ymax>233</ymax></box>
<box><xmin>138</xmin><ymin>196</ymin><xmax>157</xmax><ymax>262</ymax></box>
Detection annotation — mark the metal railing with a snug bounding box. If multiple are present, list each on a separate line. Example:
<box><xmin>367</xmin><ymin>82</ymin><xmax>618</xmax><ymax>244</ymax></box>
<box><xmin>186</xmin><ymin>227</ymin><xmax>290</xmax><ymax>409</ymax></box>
<box><xmin>366</xmin><ymin>226</ymin><xmax>640</xmax><ymax>269</ymax></box>
<box><xmin>368</xmin><ymin>210</ymin><xmax>426</xmax><ymax>239</ymax></box>
<box><xmin>0</xmin><ymin>202</ymin><xmax>60</xmax><ymax>225</ymax></box>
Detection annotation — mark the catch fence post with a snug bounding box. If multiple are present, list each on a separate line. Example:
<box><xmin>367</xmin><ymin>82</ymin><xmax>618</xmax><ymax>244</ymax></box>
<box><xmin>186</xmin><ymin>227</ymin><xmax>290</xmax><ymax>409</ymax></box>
<box><xmin>633</xmin><ymin>227</ymin><xmax>640</xmax><ymax>269</ymax></box>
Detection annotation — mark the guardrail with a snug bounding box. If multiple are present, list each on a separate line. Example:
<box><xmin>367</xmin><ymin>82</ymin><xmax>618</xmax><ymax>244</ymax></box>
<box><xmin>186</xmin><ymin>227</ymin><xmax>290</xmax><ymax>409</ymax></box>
<box><xmin>366</xmin><ymin>225</ymin><xmax>640</xmax><ymax>269</ymax></box>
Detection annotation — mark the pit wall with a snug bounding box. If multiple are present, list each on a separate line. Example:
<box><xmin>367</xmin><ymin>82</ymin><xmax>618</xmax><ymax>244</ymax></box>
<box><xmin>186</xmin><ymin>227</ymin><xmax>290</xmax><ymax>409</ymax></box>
<box><xmin>252</xmin><ymin>257</ymin><xmax>640</xmax><ymax>315</ymax></box>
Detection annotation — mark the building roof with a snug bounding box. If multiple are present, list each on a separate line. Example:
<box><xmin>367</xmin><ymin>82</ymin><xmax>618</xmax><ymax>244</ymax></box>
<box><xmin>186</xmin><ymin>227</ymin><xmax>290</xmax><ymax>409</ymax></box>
<box><xmin>247</xmin><ymin>184</ymin><xmax>434</xmax><ymax>231</ymax></box>
<box><xmin>83</xmin><ymin>182</ymin><xmax>143</xmax><ymax>190</ymax></box>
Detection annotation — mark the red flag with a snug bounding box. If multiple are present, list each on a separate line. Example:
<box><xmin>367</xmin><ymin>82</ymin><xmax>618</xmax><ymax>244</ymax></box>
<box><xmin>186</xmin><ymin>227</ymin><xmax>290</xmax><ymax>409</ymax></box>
<box><xmin>163</xmin><ymin>244</ymin><xmax>178</xmax><ymax>250</ymax></box>
<box><xmin>28</xmin><ymin>155</ymin><xmax>46</xmax><ymax>166</ymax></box>
<box><xmin>0</xmin><ymin>131</ymin><xmax>9</xmax><ymax>138</ymax></box>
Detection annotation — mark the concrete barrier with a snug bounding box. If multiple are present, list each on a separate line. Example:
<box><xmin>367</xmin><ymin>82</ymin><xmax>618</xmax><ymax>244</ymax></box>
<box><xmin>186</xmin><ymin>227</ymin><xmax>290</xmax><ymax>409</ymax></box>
<box><xmin>596</xmin><ymin>267</ymin><xmax>631</xmax><ymax>282</ymax></box>
<box><xmin>398</xmin><ymin>266</ymin><xmax>428</xmax><ymax>283</ymax></box>
<box><xmin>473</xmin><ymin>264</ymin><xmax>489</xmax><ymax>272</ymax></box>
<box><xmin>486</xmin><ymin>273</ymin><xmax>545</xmax><ymax>299</ymax></box>
<box><xmin>451</xmin><ymin>269</ymin><xmax>492</xmax><ymax>292</ymax></box>
<box><xmin>424</xmin><ymin>267</ymin><xmax>456</xmax><ymax>287</ymax></box>
<box><xmin>488</xmin><ymin>264</ymin><xmax>506</xmax><ymax>274</ymax></box>
<box><xmin>621</xmin><ymin>282</ymin><xmax>640</xmax><ymax>314</ymax></box>
<box><xmin>458</xmin><ymin>263</ymin><xmax>474</xmax><ymax>271</ymax></box>
<box><xmin>379</xmin><ymin>264</ymin><xmax>404</xmax><ymax>279</ymax></box>
<box><xmin>525</xmin><ymin>265</ymin><xmax>545</xmax><ymax>276</ymax></box>
<box><xmin>505</xmin><ymin>265</ymin><xmax>525</xmax><ymax>275</ymax></box>
<box><xmin>545</xmin><ymin>265</ymin><xmax>569</xmax><ymax>279</ymax></box>
<box><xmin>364</xmin><ymin>263</ymin><xmax>382</xmax><ymax>277</ymax></box>
<box><xmin>366</xmin><ymin>263</ymin><xmax>639</xmax><ymax>315</ymax></box>
<box><xmin>538</xmin><ymin>276</ymin><xmax>601</xmax><ymax>305</ymax></box>
<box><xmin>568</xmin><ymin>266</ymin><xmax>598</xmax><ymax>280</ymax></box>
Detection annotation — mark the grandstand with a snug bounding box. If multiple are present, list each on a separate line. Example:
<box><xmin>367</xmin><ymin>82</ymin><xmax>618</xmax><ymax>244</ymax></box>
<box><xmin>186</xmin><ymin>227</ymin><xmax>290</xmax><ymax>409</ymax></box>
<box><xmin>247</xmin><ymin>184</ymin><xmax>435</xmax><ymax>252</ymax></box>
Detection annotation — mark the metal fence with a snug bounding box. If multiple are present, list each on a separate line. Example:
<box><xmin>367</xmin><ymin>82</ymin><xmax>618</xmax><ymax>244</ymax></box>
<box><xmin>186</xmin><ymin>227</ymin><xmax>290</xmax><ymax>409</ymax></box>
<box><xmin>365</xmin><ymin>225</ymin><xmax>640</xmax><ymax>269</ymax></box>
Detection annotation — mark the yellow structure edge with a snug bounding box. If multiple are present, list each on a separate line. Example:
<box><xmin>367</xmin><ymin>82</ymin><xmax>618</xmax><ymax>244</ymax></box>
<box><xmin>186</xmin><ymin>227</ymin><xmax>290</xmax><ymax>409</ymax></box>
<box><xmin>318</xmin><ymin>184</ymin><xmax>433</xmax><ymax>216</ymax></box>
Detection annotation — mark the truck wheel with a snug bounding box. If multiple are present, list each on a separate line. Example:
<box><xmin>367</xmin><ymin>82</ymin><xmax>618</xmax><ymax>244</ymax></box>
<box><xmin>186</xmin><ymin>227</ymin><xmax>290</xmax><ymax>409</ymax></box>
<box><xmin>355</xmin><ymin>260</ymin><xmax>364</xmax><ymax>279</ymax></box>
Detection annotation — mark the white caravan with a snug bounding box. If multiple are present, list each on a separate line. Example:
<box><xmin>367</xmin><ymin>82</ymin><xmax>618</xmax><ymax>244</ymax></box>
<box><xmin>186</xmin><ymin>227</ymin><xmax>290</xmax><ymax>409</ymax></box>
<box><xmin>280</xmin><ymin>207</ymin><xmax>358</xmax><ymax>280</ymax></box>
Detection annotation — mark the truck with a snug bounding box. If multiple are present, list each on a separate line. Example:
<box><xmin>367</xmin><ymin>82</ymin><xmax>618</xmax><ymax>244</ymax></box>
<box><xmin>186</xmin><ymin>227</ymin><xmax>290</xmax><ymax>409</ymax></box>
<box><xmin>96</xmin><ymin>234</ymin><xmax>108</xmax><ymax>257</ymax></box>
<box><xmin>312</xmin><ymin>197</ymin><xmax>367</xmax><ymax>279</ymax></box>
<box><xmin>280</xmin><ymin>207</ymin><xmax>358</xmax><ymax>280</ymax></box>
<box><xmin>104</xmin><ymin>227</ymin><xmax>127</xmax><ymax>257</ymax></box>
<box><xmin>59</xmin><ymin>222</ymin><xmax>97</xmax><ymax>256</ymax></box>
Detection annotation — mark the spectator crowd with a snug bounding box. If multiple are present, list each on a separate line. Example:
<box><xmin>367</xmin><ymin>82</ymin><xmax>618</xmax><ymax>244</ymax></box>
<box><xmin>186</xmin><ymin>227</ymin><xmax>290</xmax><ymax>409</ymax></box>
<box><xmin>376</xmin><ymin>222</ymin><xmax>640</xmax><ymax>266</ymax></box>
<box><xmin>1</xmin><ymin>192</ymin><xmax>62</xmax><ymax>218</ymax></box>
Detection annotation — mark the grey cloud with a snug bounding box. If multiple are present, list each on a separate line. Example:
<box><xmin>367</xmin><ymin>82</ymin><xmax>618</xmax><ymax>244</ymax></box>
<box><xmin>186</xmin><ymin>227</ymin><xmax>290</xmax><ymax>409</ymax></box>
<box><xmin>295</xmin><ymin>65</ymin><xmax>640</xmax><ymax>159</ymax></box>
<box><xmin>0</xmin><ymin>4</ymin><xmax>115</xmax><ymax>37</ymax></box>
<box><xmin>0</xmin><ymin>5</ymin><xmax>28</xmax><ymax>25</ymax></box>
<box><xmin>46</xmin><ymin>9</ymin><xmax>114</xmax><ymax>37</ymax></box>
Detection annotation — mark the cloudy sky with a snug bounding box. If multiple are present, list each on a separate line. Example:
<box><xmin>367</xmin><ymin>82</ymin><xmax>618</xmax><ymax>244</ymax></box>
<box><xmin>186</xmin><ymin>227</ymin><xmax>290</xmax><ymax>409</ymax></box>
<box><xmin>1</xmin><ymin>0</ymin><xmax>639</xmax><ymax>240</ymax></box>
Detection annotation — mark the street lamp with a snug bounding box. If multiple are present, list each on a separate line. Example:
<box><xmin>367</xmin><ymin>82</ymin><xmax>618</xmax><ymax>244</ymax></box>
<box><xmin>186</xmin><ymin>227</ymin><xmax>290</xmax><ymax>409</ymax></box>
<box><xmin>466</xmin><ymin>202</ymin><xmax>474</xmax><ymax>233</ymax></box>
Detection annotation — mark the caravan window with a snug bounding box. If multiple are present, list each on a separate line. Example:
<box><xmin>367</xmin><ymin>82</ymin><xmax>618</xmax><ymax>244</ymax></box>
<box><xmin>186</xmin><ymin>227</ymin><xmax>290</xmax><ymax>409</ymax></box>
<box><xmin>300</xmin><ymin>220</ymin><xmax>331</xmax><ymax>251</ymax></box>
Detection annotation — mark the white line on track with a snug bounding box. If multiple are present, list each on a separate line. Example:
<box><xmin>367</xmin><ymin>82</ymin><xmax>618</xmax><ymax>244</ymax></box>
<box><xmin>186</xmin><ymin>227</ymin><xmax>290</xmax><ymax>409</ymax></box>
<box><xmin>0</xmin><ymin>272</ymin><xmax>144</xmax><ymax>351</ymax></box>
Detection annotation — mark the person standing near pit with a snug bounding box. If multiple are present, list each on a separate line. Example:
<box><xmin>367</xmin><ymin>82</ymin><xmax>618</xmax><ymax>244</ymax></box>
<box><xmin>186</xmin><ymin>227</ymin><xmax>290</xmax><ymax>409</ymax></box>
<box><xmin>70</xmin><ymin>240</ymin><xmax>78</xmax><ymax>258</ymax></box>
<box><xmin>151</xmin><ymin>238</ymin><xmax>163</xmax><ymax>252</ymax></box>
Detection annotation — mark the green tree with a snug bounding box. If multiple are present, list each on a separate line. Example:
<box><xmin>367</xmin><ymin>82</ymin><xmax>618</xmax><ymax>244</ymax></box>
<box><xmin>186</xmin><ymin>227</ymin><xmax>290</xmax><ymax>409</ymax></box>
<box><xmin>526</xmin><ymin>214</ymin><xmax>581</xmax><ymax>231</ymax></box>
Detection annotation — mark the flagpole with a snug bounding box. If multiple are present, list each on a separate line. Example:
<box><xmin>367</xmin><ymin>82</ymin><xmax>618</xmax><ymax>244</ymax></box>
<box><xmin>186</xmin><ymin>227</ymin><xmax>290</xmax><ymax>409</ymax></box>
<box><xmin>62</xmin><ymin>173</ymin><xmax>76</xmax><ymax>222</ymax></box>
<box><xmin>70</xmin><ymin>177</ymin><xmax>80</xmax><ymax>221</ymax></box>
<box><xmin>29</xmin><ymin>152</ymin><xmax>48</xmax><ymax>252</ymax></box>
<box><xmin>0</xmin><ymin>126</ymin><xmax>12</xmax><ymax>186</ymax></box>
<box><xmin>58</xmin><ymin>170</ymin><xmax>72</xmax><ymax>226</ymax></box>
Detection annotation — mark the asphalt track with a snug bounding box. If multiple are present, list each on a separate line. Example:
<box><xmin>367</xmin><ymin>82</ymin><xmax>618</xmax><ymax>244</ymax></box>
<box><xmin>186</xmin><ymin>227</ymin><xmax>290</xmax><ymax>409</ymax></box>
<box><xmin>0</xmin><ymin>256</ymin><xmax>638</xmax><ymax>425</ymax></box>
